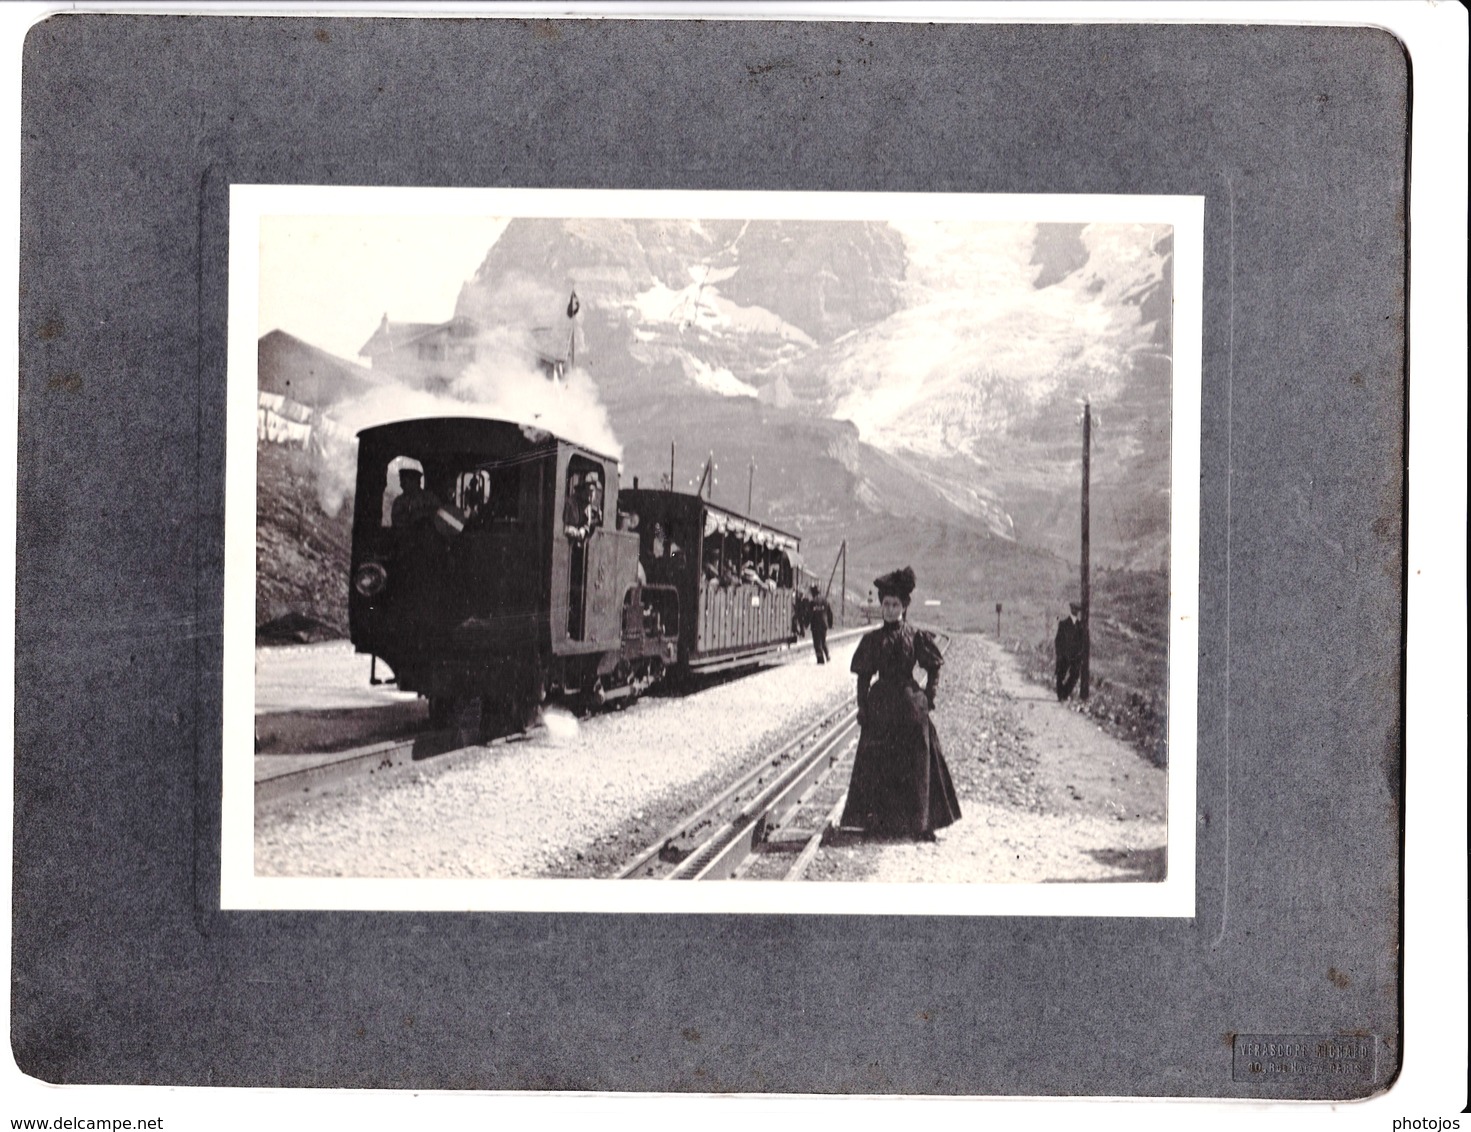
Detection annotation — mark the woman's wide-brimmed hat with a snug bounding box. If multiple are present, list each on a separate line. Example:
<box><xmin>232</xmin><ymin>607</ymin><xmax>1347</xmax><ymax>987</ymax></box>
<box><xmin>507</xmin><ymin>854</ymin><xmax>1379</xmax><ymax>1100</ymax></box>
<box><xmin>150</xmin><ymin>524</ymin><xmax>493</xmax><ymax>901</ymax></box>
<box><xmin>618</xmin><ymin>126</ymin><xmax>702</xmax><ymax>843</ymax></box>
<box><xmin>873</xmin><ymin>566</ymin><xmax>916</xmax><ymax>601</ymax></box>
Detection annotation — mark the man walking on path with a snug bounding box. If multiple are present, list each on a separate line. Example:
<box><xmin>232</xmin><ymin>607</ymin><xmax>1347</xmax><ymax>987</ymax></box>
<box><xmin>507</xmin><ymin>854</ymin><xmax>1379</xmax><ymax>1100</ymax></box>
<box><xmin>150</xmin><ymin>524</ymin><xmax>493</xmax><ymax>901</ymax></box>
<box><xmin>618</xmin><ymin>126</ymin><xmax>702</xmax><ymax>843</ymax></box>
<box><xmin>1054</xmin><ymin>601</ymin><xmax>1085</xmax><ymax>701</ymax></box>
<box><xmin>807</xmin><ymin>584</ymin><xmax>833</xmax><ymax>664</ymax></box>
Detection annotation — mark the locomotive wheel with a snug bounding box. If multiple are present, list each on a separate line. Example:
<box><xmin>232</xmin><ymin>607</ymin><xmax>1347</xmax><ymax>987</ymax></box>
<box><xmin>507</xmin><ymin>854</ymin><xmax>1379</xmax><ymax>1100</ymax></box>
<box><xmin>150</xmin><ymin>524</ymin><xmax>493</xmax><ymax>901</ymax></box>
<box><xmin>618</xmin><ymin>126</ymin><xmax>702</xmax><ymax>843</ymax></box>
<box><xmin>494</xmin><ymin>666</ymin><xmax>544</xmax><ymax>733</ymax></box>
<box><xmin>428</xmin><ymin>695</ymin><xmax>458</xmax><ymax>729</ymax></box>
<box><xmin>475</xmin><ymin>693</ymin><xmax>509</xmax><ymax>740</ymax></box>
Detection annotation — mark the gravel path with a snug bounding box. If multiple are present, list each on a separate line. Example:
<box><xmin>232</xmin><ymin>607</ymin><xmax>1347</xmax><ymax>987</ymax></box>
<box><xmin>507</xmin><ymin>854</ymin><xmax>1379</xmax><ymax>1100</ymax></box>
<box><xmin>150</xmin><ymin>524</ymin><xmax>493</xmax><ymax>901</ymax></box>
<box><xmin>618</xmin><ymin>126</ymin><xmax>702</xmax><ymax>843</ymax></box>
<box><xmin>255</xmin><ymin>632</ymin><xmax>1167</xmax><ymax>885</ymax></box>
<box><xmin>805</xmin><ymin>633</ymin><xmax>1169</xmax><ymax>884</ymax></box>
<box><xmin>255</xmin><ymin>640</ymin><xmax>859</xmax><ymax>878</ymax></box>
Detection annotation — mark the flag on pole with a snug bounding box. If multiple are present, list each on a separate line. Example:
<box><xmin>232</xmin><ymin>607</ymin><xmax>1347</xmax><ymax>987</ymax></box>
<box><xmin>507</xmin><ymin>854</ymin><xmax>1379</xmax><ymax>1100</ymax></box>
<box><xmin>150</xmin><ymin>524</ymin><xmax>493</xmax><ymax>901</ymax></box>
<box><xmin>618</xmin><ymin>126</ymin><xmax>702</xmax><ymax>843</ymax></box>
<box><xmin>566</xmin><ymin>289</ymin><xmax>582</xmax><ymax>368</ymax></box>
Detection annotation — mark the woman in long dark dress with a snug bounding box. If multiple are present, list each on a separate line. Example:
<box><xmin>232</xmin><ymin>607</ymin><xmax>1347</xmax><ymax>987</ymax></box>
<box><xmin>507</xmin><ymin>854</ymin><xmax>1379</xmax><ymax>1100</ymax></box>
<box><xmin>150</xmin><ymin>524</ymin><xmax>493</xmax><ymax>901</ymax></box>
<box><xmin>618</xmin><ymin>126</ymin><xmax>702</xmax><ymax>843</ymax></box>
<box><xmin>840</xmin><ymin>567</ymin><xmax>962</xmax><ymax>840</ymax></box>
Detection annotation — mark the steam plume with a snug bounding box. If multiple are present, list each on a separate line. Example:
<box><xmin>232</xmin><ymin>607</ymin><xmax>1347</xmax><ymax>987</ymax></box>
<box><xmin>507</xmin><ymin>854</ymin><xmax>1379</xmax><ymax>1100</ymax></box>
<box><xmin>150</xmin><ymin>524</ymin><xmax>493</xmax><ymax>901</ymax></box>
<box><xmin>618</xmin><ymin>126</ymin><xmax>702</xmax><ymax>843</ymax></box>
<box><xmin>312</xmin><ymin>325</ymin><xmax>621</xmax><ymax>516</ymax></box>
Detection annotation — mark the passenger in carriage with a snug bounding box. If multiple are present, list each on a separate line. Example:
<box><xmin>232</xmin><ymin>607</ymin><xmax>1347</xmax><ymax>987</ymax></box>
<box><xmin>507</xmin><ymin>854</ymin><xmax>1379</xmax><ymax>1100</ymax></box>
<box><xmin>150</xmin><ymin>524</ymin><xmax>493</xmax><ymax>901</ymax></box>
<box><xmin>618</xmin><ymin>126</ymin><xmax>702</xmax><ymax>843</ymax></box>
<box><xmin>714</xmin><ymin>533</ymin><xmax>736</xmax><ymax>587</ymax></box>
<box><xmin>648</xmin><ymin>521</ymin><xmax>685</xmax><ymax>586</ymax></box>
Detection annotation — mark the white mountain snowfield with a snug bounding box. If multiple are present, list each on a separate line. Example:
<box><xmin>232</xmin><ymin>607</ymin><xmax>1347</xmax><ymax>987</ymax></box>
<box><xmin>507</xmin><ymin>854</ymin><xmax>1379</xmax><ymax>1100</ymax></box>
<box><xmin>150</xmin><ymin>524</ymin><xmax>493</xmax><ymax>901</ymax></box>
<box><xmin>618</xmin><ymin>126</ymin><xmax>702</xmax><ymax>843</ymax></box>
<box><xmin>263</xmin><ymin>215</ymin><xmax>1172</xmax><ymax>563</ymax></box>
<box><xmin>585</xmin><ymin>217</ymin><xmax>1169</xmax><ymax>472</ymax></box>
<box><xmin>804</xmin><ymin>221</ymin><xmax>1171</xmax><ymax>460</ymax></box>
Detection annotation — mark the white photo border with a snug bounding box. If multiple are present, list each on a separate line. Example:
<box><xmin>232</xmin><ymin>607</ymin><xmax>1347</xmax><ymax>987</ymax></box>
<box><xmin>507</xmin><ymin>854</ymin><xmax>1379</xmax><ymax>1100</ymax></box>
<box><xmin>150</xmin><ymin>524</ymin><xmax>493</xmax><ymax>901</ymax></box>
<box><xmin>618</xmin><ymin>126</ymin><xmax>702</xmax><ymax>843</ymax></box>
<box><xmin>222</xmin><ymin>185</ymin><xmax>1203</xmax><ymax>916</ymax></box>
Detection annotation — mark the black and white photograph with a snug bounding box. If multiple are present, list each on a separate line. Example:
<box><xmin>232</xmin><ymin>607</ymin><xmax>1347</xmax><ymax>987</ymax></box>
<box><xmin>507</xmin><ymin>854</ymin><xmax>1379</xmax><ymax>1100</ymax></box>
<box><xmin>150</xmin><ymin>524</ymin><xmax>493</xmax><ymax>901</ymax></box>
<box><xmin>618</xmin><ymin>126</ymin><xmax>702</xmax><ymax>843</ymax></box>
<box><xmin>10</xmin><ymin>0</ymin><xmax>1461</xmax><ymax>1116</ymax></box>
<box><xmin>225</xmin><ymin>188</ymin><xmax>1201</xmax><ymax>914</ymax></box>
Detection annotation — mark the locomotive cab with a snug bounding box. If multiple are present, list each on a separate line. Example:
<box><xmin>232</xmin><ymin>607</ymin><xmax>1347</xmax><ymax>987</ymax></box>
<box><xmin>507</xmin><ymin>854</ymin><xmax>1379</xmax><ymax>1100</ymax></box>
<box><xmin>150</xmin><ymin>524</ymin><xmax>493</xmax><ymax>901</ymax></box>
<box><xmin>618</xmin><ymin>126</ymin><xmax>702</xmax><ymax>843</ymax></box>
<box><xmin>349</xmin><ymin>417</ymin><xmax>667</xmax><ymax>728</ymax></box>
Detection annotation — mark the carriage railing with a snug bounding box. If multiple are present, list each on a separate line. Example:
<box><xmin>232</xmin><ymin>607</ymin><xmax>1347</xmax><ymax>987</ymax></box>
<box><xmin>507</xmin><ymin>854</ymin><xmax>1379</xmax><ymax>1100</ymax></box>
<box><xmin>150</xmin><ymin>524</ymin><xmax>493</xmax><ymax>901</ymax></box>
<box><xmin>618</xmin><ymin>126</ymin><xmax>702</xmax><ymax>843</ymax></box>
<box><xmin>696</xmin><ymin>581</ymin><xmax>797</xmax><ymax>656</ymax></box>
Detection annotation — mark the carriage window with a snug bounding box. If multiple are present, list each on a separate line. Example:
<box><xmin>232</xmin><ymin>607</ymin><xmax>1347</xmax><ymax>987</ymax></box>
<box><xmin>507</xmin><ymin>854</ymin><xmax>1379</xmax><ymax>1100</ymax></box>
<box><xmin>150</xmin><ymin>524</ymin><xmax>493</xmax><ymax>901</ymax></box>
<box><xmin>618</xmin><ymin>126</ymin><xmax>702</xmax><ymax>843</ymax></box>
<box><xmin>454</xmin><ymin>461</ymin><xmax>523</xmax><ymax>527</ymax></box>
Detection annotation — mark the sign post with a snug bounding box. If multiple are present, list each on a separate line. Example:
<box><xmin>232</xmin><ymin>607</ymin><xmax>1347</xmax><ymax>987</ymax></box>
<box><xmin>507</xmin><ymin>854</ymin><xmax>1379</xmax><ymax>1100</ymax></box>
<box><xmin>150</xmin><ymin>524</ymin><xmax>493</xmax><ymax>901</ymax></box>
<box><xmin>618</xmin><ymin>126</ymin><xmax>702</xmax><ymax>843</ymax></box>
<box><xmin>1081</xmin><ymin>401</ymin><xmax>1091</xmax><ymax>701</ymax></box>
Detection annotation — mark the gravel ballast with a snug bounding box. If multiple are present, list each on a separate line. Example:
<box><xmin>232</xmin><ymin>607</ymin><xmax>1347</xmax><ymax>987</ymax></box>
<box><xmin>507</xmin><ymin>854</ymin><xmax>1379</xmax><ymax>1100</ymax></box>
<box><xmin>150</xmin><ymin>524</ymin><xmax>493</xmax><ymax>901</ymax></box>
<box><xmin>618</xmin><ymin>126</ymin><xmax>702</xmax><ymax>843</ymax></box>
<box><xmin>255</xmin><ymin>640</ymin><xmax>860</xmax><ymax>878</ymax></box>
<box><xmin>255</xmin><ymin>632</ymin><xmax>1168</xmax><ymax>886</ymax></box>
<box><xmin>806</xmin><ymin>632</ymin><xmax>1168</xmax><ymax>884</ymax></box>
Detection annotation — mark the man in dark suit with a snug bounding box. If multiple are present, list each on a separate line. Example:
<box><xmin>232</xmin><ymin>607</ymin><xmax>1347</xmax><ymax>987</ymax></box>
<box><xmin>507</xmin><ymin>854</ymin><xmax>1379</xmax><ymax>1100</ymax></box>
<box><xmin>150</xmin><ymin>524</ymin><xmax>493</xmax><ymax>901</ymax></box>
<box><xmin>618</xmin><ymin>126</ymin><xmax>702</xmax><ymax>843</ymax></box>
<box><xmin>1054</xmin><ymin>601</ymin><xmax>1085</xmax><ymax>701</ymax></box>
<box><xmin>807</xmin><ymin>584</ymin><xmax>833</xmax><ymax>664</ymax></box>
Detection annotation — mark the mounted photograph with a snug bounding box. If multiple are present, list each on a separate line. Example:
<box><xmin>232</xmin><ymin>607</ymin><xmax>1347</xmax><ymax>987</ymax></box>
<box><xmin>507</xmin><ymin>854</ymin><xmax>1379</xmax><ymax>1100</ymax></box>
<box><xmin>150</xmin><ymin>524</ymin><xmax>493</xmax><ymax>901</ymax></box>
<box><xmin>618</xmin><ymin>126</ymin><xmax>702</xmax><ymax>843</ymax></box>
<box><xmin>222</xmin><ymin>187</ymin><xmax>1201</xmax><ymax>915</ymax></box>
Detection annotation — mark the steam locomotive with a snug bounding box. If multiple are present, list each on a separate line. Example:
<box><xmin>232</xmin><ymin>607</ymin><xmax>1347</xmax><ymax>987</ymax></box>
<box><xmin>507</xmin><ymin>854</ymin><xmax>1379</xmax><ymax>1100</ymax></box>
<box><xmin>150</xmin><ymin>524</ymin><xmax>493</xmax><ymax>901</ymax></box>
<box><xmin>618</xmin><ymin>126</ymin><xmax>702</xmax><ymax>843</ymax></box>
<box><xmin>348</xmin><ymin>416</ymin><xmax>811</xmax><ymax>731</ymax></box>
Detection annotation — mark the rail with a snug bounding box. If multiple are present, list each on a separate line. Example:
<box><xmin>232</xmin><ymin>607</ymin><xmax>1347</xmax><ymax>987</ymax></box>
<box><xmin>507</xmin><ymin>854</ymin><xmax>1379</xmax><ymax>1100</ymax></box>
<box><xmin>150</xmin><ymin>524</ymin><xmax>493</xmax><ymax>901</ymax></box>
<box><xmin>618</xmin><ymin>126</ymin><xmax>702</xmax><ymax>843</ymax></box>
<box><xmin>254</xmin><ymin>724</ymin><xmax>540</xmax><ymax>805</ymax></box>
<box><xmin>612</xmin><ymin>706</ymin><xmax>861</xmax><ymax>882</ymax></box>
<box><xmin>617</xmin><ymin>625</ymin><xmax>949</xmax><ymax>882</ymax></box>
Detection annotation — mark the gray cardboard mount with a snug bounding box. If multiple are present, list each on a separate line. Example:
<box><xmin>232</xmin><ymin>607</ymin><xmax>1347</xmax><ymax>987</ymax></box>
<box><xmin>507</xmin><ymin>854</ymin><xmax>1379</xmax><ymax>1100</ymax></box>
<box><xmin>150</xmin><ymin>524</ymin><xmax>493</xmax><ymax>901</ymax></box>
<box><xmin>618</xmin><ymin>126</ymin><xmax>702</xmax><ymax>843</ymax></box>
<box><xmin>13</xmin><ymin>17</ymin><xmax>1404</xmax><ymax>1096</ymax></box>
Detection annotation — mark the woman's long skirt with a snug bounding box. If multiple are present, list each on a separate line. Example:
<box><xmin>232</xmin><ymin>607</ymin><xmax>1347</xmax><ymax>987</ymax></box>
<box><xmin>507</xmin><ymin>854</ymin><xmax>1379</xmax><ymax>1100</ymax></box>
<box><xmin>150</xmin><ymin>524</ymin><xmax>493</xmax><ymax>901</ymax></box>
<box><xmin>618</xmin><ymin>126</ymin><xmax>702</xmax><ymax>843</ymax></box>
<box><xmin>840</xmin><ymin>679</ymin><xmax>961</xmax><ymax>836</ymax></box>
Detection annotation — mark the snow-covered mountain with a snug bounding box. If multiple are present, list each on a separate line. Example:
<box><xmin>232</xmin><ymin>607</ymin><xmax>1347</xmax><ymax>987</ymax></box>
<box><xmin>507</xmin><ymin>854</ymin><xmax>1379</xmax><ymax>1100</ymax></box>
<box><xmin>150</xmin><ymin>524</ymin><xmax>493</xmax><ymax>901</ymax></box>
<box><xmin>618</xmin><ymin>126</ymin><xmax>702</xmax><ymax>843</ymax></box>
<box><xmin>257</xmin><ymin>216</ymin><xmax>1173</xmax><ymax>642</ymax></box>
<box><xmin>453</xmin><ymin>216</ymin><xmax>1173</xmax><ymax>568</ymax></box>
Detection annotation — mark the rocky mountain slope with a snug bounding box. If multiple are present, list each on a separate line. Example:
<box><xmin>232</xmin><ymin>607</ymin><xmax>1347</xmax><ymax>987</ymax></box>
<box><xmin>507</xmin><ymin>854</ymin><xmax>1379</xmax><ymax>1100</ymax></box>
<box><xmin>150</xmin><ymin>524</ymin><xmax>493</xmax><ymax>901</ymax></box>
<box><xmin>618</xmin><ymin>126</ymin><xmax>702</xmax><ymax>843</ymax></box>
<box><xmin>256</xmin><ymin>440</ymin><xmax>354</xmax><ymax>640</ymax></box>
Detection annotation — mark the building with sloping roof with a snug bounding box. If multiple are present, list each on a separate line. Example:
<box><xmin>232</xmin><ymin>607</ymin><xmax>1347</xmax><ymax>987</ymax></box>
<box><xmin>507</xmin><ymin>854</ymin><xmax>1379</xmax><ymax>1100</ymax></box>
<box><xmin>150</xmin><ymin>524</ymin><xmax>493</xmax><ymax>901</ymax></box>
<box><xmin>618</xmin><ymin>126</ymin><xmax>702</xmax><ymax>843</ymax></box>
<box><xmin>359</xmin><ymin>313</ymin><xmax>571</xmax><ymax>392</ymax></box>
<box><xmin>259</xmin><ymin>329</ymin><xmax>377</xmax><ymax>406</ymax></box>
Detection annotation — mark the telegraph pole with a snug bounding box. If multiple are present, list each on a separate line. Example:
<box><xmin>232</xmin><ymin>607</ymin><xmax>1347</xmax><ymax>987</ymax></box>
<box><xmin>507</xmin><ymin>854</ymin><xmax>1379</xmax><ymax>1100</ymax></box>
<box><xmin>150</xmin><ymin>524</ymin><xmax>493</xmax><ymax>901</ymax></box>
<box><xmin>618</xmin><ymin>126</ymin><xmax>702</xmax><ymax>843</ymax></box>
<box><xmin>1081</xmin><ymin>401</ymin><xmax>1092</xmax><ymax>701</ymax></box>
<box><xmin>840</xmin><ymin>539</ymin><xmax>847</xmax><ymax>627</ymax></box>
<box><xmin>747</xmin><ymin>457</ymin><xmax>755</xmax><ymax>514</ymax></box>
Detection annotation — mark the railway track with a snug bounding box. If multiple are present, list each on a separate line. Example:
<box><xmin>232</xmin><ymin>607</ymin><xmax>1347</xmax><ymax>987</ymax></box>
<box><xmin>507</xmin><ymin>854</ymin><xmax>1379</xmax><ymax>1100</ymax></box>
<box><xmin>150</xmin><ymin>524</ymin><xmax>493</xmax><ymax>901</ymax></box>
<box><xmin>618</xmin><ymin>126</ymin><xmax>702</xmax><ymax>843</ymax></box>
<box><xmin>257</xmin><ymin>628</ymin><xmax>872</xmax><ymax>807</ymax></box>
<box><xmin>614</xmin><ymin>705</ymin><xmax>859</xmax><ymax>882</ymax></box>
<box><xmin>614</xmin><ymin>625</ymin><xmax>950</xmax><ymax>883</ymax></box>
<box><xmin>254</xmin><ymin>721</ymin><xmax>542</xmax><ymax>805</ymax></box>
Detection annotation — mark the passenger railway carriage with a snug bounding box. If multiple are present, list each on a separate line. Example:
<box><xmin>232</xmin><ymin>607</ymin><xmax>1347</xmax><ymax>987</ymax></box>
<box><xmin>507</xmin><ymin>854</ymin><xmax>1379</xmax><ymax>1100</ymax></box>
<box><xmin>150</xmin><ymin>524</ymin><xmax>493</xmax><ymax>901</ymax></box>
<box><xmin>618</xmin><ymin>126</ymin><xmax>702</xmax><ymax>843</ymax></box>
<box><xmin>348</xmin><ymin>416</ymin><xmax>810</xmax><ymax>730</ymax></box>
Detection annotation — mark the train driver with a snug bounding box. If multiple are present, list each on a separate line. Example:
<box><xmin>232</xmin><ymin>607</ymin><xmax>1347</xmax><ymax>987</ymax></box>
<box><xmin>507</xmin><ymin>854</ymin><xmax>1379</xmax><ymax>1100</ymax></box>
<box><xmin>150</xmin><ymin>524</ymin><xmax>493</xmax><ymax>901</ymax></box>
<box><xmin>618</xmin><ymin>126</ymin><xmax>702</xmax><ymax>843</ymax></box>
<box><xmin>390</xmin><ymin>461</ymin><xmax>442</xmax><ymax>532</ymax></box>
